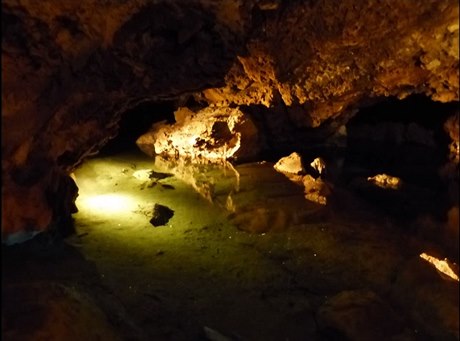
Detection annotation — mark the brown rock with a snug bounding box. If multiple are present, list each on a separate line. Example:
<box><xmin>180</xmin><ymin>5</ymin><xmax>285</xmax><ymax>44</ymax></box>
<box><xmin>317</xmin><ymin>289</ymin><xmax>405</xmax><ymax>341</ymax></box>
<box><xmin>150</xmin><ymin>204</ymin><xmax>174</xmax><ymax>227</ymax></box>
<box><xmin>273</xmin><ymin>152</ymin><xmax>305</xmax><ymax>175</ymax></box>
<box><xmin>303</xmin><ymin>175</ymin><xmax>332</xmax><ymax>205</ymax></box>
<box><xmin>137</xmin><ymin>106</ymin><xmax>261</xmax><ymax>162</ymax></box>
<box><xmin>1</xmin><ymin>0</ymin><xmax>458</xmax><ymax>239</ymax></box>
<box><xmin>391</xmin><ymin>257</ymin><xmax>460</xmax><ymax>340</ymax></box>
<box><xmin>2</xmin><ymin>282</ymin><xmax>121</xmax><ymax>341</ymax></box>
<box><xmin>444</xmin><ymin>111</ymin><xmax>460</xmax><ymax>164</ymax></box>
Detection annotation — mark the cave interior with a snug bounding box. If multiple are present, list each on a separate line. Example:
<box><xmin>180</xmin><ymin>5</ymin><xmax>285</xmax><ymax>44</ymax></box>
<box><xmin>2</xmin><ymin>1</ymin><xmax>460</xmax><ymax>340</ymax></box>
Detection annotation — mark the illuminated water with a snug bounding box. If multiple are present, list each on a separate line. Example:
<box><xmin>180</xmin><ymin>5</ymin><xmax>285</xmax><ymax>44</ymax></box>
<box><xmin>65</xmin><ymin>150</ymin><xmax>458</xmax><ymax>340</ymax></box>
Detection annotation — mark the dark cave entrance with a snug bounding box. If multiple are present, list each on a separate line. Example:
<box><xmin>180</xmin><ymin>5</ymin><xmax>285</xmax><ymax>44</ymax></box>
<box><xmin>342</xmin><ymin>94</ymin><xmax>459</xmax><ymax>221</ymax></box>
<box><xmin>98</xmin><ymin>100</ymin><xmax>177</xmax><ymax>156</ymax></box>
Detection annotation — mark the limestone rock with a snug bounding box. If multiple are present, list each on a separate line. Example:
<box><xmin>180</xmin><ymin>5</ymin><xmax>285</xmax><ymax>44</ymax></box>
<box><xmin>391</xmin><ymin>257</ymin><xmax>460</xmax><ymax>340</ymax></box>
<box><xmin>303</xmin><ymin>175</ymin><xmax>332</xmax><ymax>205</ymax></box>
<box><xmin>2</xmin><ymin>0</ymin><xmax>459</xmax><ymax>239</ymax></box>
<box><xmin>367</xmin><ymin>174</ymin><xmax>403</xmax><ymax>190</ymax></box>
<box><xmin>3</xmin><ymin>282</ymin><xmax>121</xmax><ymax>341</ymax></box>
<box><xmin>444</xmin><ymin>112</ymin><xmax>460</xmax><ymax>164</ymax></box>
<box><xmin>150</xmin><ymin>204</ymin><xmax>174</xmax><ymax>227</ymax></box>
<box><xmin>137</xmin><ymin>106</ymin><xmax>261</xmax><ymax>162</ymax></box>
<box><xmin>201</xmin><ymin>1</ymin><xmax>459</xmax><ymax>114</ymax></box>
<box><xmin>274</xmin><ymin>152</ymin><xmax>305</xmax><ymax>175</ymax></box>
<box><xmin>310</xmin><ymin>157</ymin><xmax>326</xmax><ymax>176</ymax></box>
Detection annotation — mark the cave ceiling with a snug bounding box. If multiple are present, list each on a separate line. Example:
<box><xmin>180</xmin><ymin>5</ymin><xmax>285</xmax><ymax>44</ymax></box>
<box><xmin>1</xmin><ymin>0</ymin><xmax>459</xmax><ymax>237</ymax></box>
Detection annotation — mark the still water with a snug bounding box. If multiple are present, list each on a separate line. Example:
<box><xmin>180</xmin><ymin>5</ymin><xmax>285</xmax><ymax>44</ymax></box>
<box><xmin>69</xmin><ymin>150</ymin><xmax>458</xmax><ymax>340</ymax></box>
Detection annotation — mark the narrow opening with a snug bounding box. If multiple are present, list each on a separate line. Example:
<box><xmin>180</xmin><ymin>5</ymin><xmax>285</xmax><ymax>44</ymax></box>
<box><xmin>98</xmin><ymin>100</ymin><xmax>176</xmax><ymax>156</ymax></box>
<box><xmin>343</xmin><ymin>94</ymin><xmax>458</xmax><ymax>220</ymax></box>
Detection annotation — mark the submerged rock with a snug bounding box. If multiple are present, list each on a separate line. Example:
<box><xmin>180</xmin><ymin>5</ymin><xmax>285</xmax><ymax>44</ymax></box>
<box><xmin>317</xmin><ymin>289</ymin><xmax>406</xmax><ymax>340</ymax></box>
<box><xmin>150</xmin><ymin>204</ymin><xmax>174</xmax><ymax>227</ymax></box>
<box><xmin>303</xmin><ymin>175</ymin><xmax>332</xmax><ymax>205</ymax></box>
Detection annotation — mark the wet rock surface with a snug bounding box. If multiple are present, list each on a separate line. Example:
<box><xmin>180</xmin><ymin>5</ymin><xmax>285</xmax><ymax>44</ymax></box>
<box><xmin>150</xmin><ymin>204</ymin><xmax>174</xmax><ymax>227</ymax></box>
<box><xmin>1</xmin><ymin>0</ymin><xmax>459</xmax><ymax>339</ymax></box>
<box><xmin>273</xmin><ymin>152</ymin><xmax>305</xmax><ymax>175</ymax></box>
<box><xmin>137</xmin><ymin>106</ymin><xmax>262</xmax><ymax>162</ymax></box>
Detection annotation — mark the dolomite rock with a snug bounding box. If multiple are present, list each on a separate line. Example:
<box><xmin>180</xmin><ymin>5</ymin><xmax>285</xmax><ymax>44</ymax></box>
<box><xmin>137</xmin><ymin>106</ymin><xmax>261</xmax><ymax>162</ymax></box>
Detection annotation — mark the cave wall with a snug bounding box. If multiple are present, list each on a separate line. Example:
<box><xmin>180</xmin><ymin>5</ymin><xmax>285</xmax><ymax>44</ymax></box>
<box><xmin>2</xmin><ymin>0</ymin><xmax>459</xmax><ymax>240</ymax></box>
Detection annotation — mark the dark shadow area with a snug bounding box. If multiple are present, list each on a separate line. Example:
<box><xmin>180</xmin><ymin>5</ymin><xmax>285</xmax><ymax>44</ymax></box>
<box><xmin>99</xmin><ymin>101</ymin><xmax>176</xmax><ymax>156</ymax></box>
<box><xmin>342</xmin><ymin>94</ymin><xmax>458</xmax><ymax>221</ymax></box>
<box><xmin>2</xmin><ymin>234</ymin><xmax>146</xmax><ymax>340</ymax></box>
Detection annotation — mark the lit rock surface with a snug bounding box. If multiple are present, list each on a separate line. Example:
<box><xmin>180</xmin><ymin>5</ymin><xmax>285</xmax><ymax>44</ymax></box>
<box><xmin>137</xmin><ymin>106</ymin><xmax>261</xmax><ymax>162</ymax></box>
<box><xmin>310</xmin><ymin>157</ymin><xmax>326</xmax><ymax>176</ymax></box>
<box><xmin>303</xmin><ymin>175</ymin><xmax>332</xmax><ymax>206</ymax></box>
<box><xmin>391</xmin><ymin>257</ymin><xmax>460</xmax><ymax>340</ymax></box>
<box><xmin>367</xmin><ymin>174</ymin><xmax>403</xmax><ymax>190</ymax></box>
<box><xmin>273</xmin><ymin>152</ymin><xmax>305</xmax><ymax>175</ymax></box>
<box><xmin>1</xmin><ymin>0</ymin><xmax>459</xmax><ymax>240</ymax></box>
<box><xmin>201</xmin><ymin>1</ymin><xmax>459</xmax><ymax>115</ymax></box>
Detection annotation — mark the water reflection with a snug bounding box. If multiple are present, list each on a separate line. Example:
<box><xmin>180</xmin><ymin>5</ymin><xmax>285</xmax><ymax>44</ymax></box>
<box><xmin>70</xmin><ymin>151</ymin><xmax>459</xmax><ymax>340</ymax></box>
<box><xmin>152</xmin><ymin>155</ymin><xmax>324</xmax><ymax>233</ymax></box>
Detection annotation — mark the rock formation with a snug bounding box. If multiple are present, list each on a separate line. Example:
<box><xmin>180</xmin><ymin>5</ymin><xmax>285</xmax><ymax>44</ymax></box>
<box><xmin>2</xmin><ymin>0</ymin><xmax>459</xmax><ymax>240</ymax></box>
<box><xmin>137</xmin><ymin>106</ymin><xmax>261</xmax><ymax>162</ymax></box>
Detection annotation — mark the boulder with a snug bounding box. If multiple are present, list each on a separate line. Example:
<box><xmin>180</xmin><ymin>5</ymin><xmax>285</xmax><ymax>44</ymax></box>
<box><xmin>303</xmin><ymin>175</ymin><xmax>332</xmax><ymax>205</ymax></box>
<box><xmin>273</xmin><ymin>152</ymin><xmax>305</xmax><ymax>175</ymax></box>
<box><xmin>3</xmin><ymin>282</ymin><xmax>121</xmax><ymax>341</ymax></box>
<box><xmin>150</xmin><ymin>204</ymin><xmax>174</xmax><ymax>227</ymax></box>
<box><xmin>137</xmin><ymin>106</ymin><xmax>261</xmax><ymax>162</ymax></box>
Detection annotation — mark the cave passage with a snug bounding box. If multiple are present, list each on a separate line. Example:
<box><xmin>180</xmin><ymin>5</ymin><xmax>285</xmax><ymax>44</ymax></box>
<box><xmin>98</xmin><ymin>101</ymin><xmax>177</xmax><ymax>156</ymax></box>
<box><xmin>2</xmin><ymin>0</ymin><xmax>459</xmax><ymax>339</ymax></box>
<box><xmin>342</xmin><ymin>94</ymin><xmax>458</xmax><ymax>220</ymax></box>
<box><xmin>49</xmin><ymin>93</ymin><xmax>458</xmax><ymax>339</ymax></box>
<box><xmin>345</xmin><ymin>94</ymin><xmax>457</xmax><ymax>182</ymax></box>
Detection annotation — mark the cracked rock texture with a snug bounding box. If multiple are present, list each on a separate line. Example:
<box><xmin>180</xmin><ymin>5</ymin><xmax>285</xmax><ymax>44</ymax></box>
<box><xmin>2</xmin><ymin>0</ymin><xmax>459</xmax><ymax>238</ymax></box>
<box><xmin>137</xmin><ymin>106</ymin><xmax>261</xmax><ymax>162</ymax></box>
